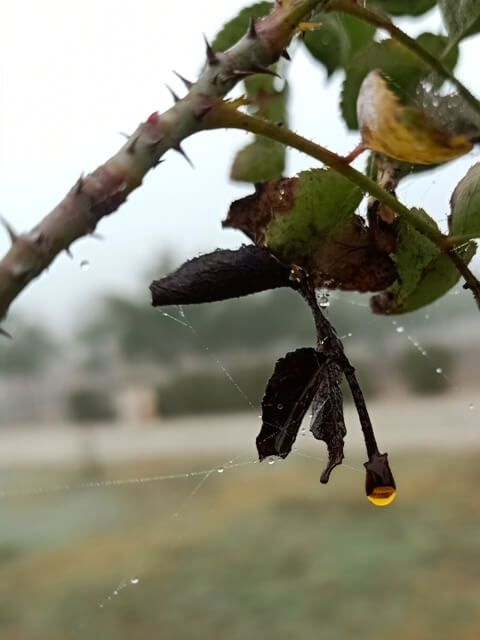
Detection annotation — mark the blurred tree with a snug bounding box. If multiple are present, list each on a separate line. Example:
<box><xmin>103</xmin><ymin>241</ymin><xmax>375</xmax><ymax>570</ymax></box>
<box><xmin>0</xmin><ymin>319</ymin><xmax>57</xmax><ymax>374</ymax></box>
<box><xmin>396</xmin><ymin>344</ymin><xmax>454</xmax><ymax>394</ymax></box>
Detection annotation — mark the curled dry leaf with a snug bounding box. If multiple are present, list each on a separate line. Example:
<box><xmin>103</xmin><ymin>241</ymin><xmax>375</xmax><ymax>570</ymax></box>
<box><xmin>257</xmin><ymin>348</ymin><xmax>325</xmax><ymax>460</ymax></box>
<box><xmin>224</xmin><ymin>170</ymin><xmax>397</xmax><ymax>292</ymax></box>
<box><xmin>150</xmin><ymin>245</ymin><xmax>292</xmax><ymax>306</ymax></box>
<box><xmin>310</xmin><ymin>360</ymin><xmax>346</xmax><ymax>484</ymax></box>
<box><xmin>357</xmin><ymin>70</ymin><xmax>473</xmax><ymax>164</ymax></box>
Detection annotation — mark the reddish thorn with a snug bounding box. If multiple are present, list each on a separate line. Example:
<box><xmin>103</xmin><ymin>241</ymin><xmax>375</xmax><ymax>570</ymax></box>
<box><xmin>147</xmin><ymin>112</ymin><xmax>160</xmax><ymax>125</ymax></box>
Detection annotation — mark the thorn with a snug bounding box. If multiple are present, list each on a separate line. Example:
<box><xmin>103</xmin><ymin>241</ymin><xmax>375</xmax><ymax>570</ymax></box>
<box><xmin>0</xmin><ymin>327</ymin><xmax>12</xmax><ymax>339</ymax></box>
<box><xmin>90</xmin><ymin>232</ymin><xmax>105</xmax><ymax>241</ymax></box>
<box><xmin>203</xmin><ymin>34</ymin><xmax>219</xmax><ymax>66</ymax></box>
<box><xmin>174</xmin><ymin>144</ymin><xmax>194</xmax><ymax>168</ymax></box>
<box><xmin>281</xmin><ymin>48</ymin><xmax>291</xmax><ymax>61</ymax></box>
<box><xmin>165</xmin><ymin>84</ymin><xmax>180</xmax><ymax>103</ymax></box>
<box><xmin>0</xmin><ymin>215</ymin><xmax>18</xmax><ymax>244</ymax></box>
<box><xmin>231</xmin><ymin>65</ymin><xmax>280</xmax><ymax>79</ymax></box>
<box><xmin>153</xmin><ymin>158</ymin><xmax>165</xmax><ymax>168</ymax></box>
<box><xmin>74</xmin><ymin>174</ymin><xmax>84</xmax><ymax>195</ymax></box>
<box><xmin>65</xmin><ymin>247</ymin><xmax>73</xmax><ymax>258</ymax></box>
<box><xmin>126</xmin><ymin>135</ymin><xmax>140</xmax><ymax>155</ymax></box>
<box><xmin>173</xmin><ymin>70</ymin><xmax>193</xmax><ymax>90</ymax></box>
<box><xmin>251</xmin><ymin>64</ymin><xmax>280</xmax><ymax>78</ymax></box>
<box><xmin>247</xmin><ymin>17</ymin><xmax>257</xmax><ymax>39</ymax></box>
<box><xmin>119</xmin><ymin>131</ymin><xmax>130</xmax><ymax>139</ymax></box>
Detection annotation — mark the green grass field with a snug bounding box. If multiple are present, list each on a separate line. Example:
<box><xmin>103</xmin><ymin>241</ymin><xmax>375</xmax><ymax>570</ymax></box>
<box><xmin>1</xmin><ymin>449</ymin><xmax>480</xmax><ymax>639</ymax></box>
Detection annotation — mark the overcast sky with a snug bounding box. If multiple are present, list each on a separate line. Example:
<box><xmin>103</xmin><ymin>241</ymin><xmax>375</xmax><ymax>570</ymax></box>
<box><xmin>1</xmin><ymin>1</ymin><xmax>480</xmax><ymax>333</ymax></box>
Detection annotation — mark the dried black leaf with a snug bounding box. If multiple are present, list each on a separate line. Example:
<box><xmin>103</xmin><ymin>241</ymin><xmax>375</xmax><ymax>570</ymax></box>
<box><xmin>309</xmin><ymin>361</ymin><xmax>346</xmax><ymax>484</ymax></box>
<box><xmin>257</xmin><ymin>348</ymin><xmax>325</xmax><ymax>460</ymax></box>
<box><xmin>150</xmin><ymin>245</ymin><xmax>293</xmax><ymax>307</ymax></box>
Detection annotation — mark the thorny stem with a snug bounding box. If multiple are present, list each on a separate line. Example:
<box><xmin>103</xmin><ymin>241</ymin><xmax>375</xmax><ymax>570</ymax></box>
<box><xmin>0</xmin><ymin>0</ymin><xmax>324</xmax><ymax>321</ymax></box>
<box><xmin>300</xmin><ymin>280</ymin><xmax>379</xmax><ymax>459</ymax></box>
<box><xmin>328</xmin><ymin>0</ymin><xmax>480</xmax><ymax>119</ymax></box>
<box><xmin>207</xmin><ymin>105</ymin><xmax>480</xmax><ymax>310</ymax></box>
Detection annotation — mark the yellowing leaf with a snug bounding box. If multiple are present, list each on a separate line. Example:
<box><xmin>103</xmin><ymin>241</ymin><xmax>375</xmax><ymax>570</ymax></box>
<box><xmin>357</xmin><ymin>70</ymin><xmax>473</xmax><ymax>164</ymax></box>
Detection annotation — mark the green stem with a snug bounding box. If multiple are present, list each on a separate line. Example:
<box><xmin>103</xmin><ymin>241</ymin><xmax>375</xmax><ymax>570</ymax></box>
<box><xmin>207</xmin><ymin>105</ymin><xmax>480</xmax><ymax>309</ymax></box>
<box><xmin>328</xmin><ymin>0</ymin><xmax>480</xmax><ymax>119</ymax></box>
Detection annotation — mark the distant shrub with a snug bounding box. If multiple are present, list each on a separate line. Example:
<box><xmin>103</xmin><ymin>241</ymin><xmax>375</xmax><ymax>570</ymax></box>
<box><xmin>67</xmin><ymin>389</ymin><xmax>117</xmax><ymax>423</ymax></box>
<box><xmin>396</xmin><ymin>345</ymin><xmax>454</xmax><ymax>394</ymax></box>
<box><xmin>157</xmin><ymin>362</ymin><xmax>273</xmax><ymax>416</ymax></box>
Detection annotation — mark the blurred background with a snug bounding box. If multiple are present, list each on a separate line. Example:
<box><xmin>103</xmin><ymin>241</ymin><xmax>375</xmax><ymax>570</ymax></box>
<box><xmin>1</xmin><ymin>1</ymin><xmax>480</xmax><ymax>639</ymax></box>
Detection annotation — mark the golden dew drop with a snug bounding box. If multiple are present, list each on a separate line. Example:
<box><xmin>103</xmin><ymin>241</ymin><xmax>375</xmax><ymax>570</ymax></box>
<box><xmin>364</xmin><ymin>452</ymin><xmax>396</xmax><ymax>507</ymax></box>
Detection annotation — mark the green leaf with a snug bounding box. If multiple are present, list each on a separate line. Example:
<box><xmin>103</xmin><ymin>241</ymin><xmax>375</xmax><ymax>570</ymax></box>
<box><xmin>341</xmin><ymin>14</ymin><xmax>376</xmax><ymax>55</ymax></box>
<box><xmin>212</xmin><ymin>1</ymin><xmax>273</xmax><ymax>52</ymax></box>
<box><xmin>303</xmin><ymin>12</ymin><xmax>376</xmax><ymax>77</ymax></box>
<box><xmin>230</xmin><ymin>137</ymin><xmax>286</xmax><ymax>182</ymax></box>
<box><xmin>303</xmin><ymin>15</ymin><xmax>350</xmax><ymax>76</ymax></box>
<box><xmin>230</xmin><ymin>72</ymin><xmax>289</xmax><ymax>183</ymax></box>
<box><xmin>375</xmin><ymin>0</ymin><xmax>436</xmax><ymax>16</ymax></box>
<box><xmin>450</xmin><ymin>162</ymin><xmax>480</xmax><ymax>237</ymax></box>
<box><xmin>265</xmin><ymin>169</ymin><xmax>363</xmax><ymax>262</ymax></box>
<box><xmin>341</xmin><ymin>34</ymin><xmax>458</xmax><ymax>130</ymax></box>
<box><xmin>439</xmin><ymin>0</ymin><xmax>480</xmax><ymax>42</ymax></box>
<box><xmin>416</xmin><ymin>33</ymin><xmax>459</xmax><ymax>87</ymax></box>
<box><xmin>371</xmin><ymin>209</ymin><xmax>476</xmax><ymax>314</ymax></box>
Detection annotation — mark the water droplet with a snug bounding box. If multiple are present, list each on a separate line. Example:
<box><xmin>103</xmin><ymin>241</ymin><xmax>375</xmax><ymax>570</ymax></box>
<box><xmin>277</xmin><ymin>403</ymin><xmax>284</xmax><ymax>410</ymax></box>
<box><xmin>347</xmin><ymin>332</ymin><xmax>353</xmax><ymax>337</ymax></box>
<box><xmin>80</xmin><ymin>259</ymin><xmax>90</xmax><ymax>271</ymax></box>
<box><xmin>267</xmin><ymin>458</ymin><xmax>276</xmax><ymax>465</ymax></box>
<box><xmin>367</xmin><ymin>486</ymin><xmax>396</xmax><ymax>506</ymax></box>
<box><xmin>435</xmin><ymin>367</ymin><xmax>443</xmax><ymax>374</ymax></box>
<box><xmin>217</xmin><ymin>467</ymin><xmax>224</xmax><ymax>474</ymax></box>
<box><xmin>130</xmin><ymin>577</ymin><xmax>139</xmax><ymax>585</ymax></box>
<box><xmin>318</xmin><ymin>293</ymin><xmax>330</xmax><ymax>309</ymax></box>
<box><xmin>469</xmin><ymin>403</ymin><xmax>475</xmax><ymax>410</ymax></box>
<box><xmin>396</xmin><ymin>326</ymin><xmax>404</xmax><ymax>333</ymax></box>
<box><xmin>425</xmin><ymin>313</ymin><xmax>430</xmax><ymax>320</ymax></box>
<box><xmin>365</xmin><ymin>452</ymin><xmax>396</xmax><ymax>507</ymax></box>
<box><xmin>113</xmin><ymin>590</ymin><xmax>118</xmax><ymax>596</ymax></box>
